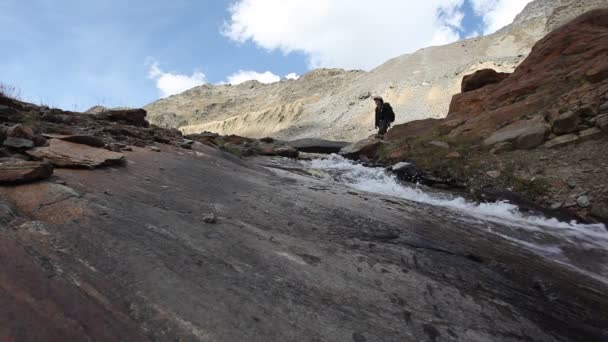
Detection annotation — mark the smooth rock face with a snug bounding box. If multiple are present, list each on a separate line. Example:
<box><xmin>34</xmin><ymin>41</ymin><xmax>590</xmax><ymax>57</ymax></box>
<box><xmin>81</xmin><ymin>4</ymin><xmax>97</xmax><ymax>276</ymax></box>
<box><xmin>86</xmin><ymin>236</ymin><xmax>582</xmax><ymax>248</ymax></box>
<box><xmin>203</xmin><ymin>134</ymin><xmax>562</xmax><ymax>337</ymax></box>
<box><xmin>461</xmin><ymin>69</ymin><xmax>510</xmax><ymax>92</ymax></box>
<box><xmin>0</xmin><ymin>159</ymin><xmax>53</xmax><ymax>184</ymax></box>
<box><xmin>3</xmin><ymin>137</ymin><xmax>34</xmax><ymax>149</ymax></box>
<box><xmin>26</xmin><ymin>139</ymin><xmax>125</xmax><ymax>168</ymax></box>
<box><xmin>288</xmin><ymin>138</ymin><xmax>349</xmax><ymax>154</ymax></box>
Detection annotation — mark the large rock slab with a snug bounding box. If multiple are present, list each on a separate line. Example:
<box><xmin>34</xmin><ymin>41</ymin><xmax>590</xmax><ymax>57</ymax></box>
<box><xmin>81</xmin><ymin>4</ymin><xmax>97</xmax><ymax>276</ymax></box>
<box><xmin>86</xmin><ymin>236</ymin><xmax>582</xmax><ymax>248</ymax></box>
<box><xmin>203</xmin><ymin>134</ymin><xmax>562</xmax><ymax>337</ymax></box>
<box><xmin>42</xmin><ymin>133</ymin><xmax>105</xmax><ymax>148</ymax></box>
<box><xmin>483</xmin><ymin>119</ymin><xmax>550</xmax><ymax>150</ymax></box>
<box><xmin>288</xmin><ymin>138</ymin><xmax>349</xmax><ymax>154</ymax></box>
<box><xmin>26</xmin><ymin>139</ymin><xmax>125</xmax><ymax>168</ymax></box>
<box><xmin>0</xmin><ymin>159</ymin><xmax>53</xmax><ymax>184</ymax></box>
<box><xmin>339</xmin><ymin>136</ymin><xmax>384</xmax><ymax>160</ymax></box>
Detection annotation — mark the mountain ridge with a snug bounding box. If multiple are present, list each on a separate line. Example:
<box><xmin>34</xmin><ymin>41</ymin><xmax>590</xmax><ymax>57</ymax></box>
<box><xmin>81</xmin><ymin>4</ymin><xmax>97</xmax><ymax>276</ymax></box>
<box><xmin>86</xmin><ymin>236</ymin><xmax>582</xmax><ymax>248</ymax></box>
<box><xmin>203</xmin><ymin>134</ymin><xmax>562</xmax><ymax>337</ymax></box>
<box><xmin>145</xmin><ymin>0</ymin><xmax>608</xmax><ymax>141</ymax></box>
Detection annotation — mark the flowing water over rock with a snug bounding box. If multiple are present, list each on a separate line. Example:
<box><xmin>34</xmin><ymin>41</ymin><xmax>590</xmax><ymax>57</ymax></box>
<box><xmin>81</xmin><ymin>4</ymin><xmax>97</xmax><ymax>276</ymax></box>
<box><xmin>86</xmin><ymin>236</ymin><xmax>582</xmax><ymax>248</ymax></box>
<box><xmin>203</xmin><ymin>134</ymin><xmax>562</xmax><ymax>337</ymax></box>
<box><xmin>301</xmin><ymin>155</ymin><xmax>608</xmax><ymax>283</ymax></box>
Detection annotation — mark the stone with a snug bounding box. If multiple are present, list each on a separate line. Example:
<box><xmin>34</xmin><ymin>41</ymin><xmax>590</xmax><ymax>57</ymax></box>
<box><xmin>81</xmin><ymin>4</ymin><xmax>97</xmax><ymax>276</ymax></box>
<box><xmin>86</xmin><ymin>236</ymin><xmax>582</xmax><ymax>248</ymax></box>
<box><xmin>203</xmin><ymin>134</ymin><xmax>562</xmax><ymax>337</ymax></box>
<box><xmin>446</xmin><ymin>151</ymin><xmax>462</xmax><ymax>159</ymax></box>
<box><xmin>32</xmin><ymin>135</ymin><xmax>48</xmax><ymax>147</ymax></box>
<box><xmin>461</xmin><ymin>69</ymin><xmax>510</xmax><ymax>93</ymax></box>
<box><xmin>591</xmin><ymin>202</ymin><xmax>608</xmax><ymax>222</ymax></box>
<box><xmin>490</xmin><ymin>142</ymin><xmax>514</xmax><ymax>154</ymax></box>
<box><xmin>203</xmin><ymin>213</ymin><xmax>217</xmax><ymax>224</ymax></box>
<box><xmin>260</xmin><ymin>137</ymin><xmax>275</xmax><ymax>143</ymax></box>
<box><xmin>149</xmin><ymin>146</ymin><xmax>161</xmax><ymax>152</ymax></box>
<box><xmin>486</xmin><ymin>171</ymin><xmax>501</xmax><ymax>179</ymax></box>
<box><xmin>543</xmin><ymin>134</ymin><xmax>580</xmax><ymax>149</ymax></box>
<box><xmin>552</xmin><ymin>111</ymin><xmax>580</xmax><ymax>134</ymax></box>
<box><xmin>0</xmin><ymin>159</ymin><xmax>53</xmax><ymax>184</ymax></box>
<box><xmin>579</xmin><ymin>127</ymin><xmax>603</xmax><ymax>141</ymax></box>
<box><xmin>599</xmin><ymin>101</ymin><xmax>608</xmax><ymax>114</ymax></box>
<box><xmin>26</xmin><ymin>139</ymin><xmax>125</xmax><ymax>169</ymax></box>
<box><xmin>483</xmin><ymin>119</ymin><xmax>549</xmax><ymax>150</ymax></box>
<box><xmin>288</xmin><ymin>138</ymin><xmax>350</xmax><ymax>154</ymax></box>
<box><xmin>6</xmin><ymin>124</ymin><xmax>34</xmax><ymax>139</ymax></box>
<box><xmin>3</xmin><ymin>137</ymin><xmax>34</xmax><ymax>149</ymax></box>
<box><xmin>428</xmin><ymin>141</ymin><xmax>450</xmax><ymax>149</ymax></box>
<box><xmin>391</xmin><ymin>162</ymin><xmax>420</xmax><ymax>181</ymax></box>
<box><xmin>42</xmin><ymin>133</ymin><xmax>105</xmax><ymax>148</ymax></box>
<box><xmin>259</xmin><ymin>146</ymin><xmax>299</xmax><ymax>158</ymax></box>
<box><xmin>577</xmin><ymin>195</ymin><xmax>590</xmax><ymax>208</ymax></box>
<box><xmin>339</xmin><ymin>137</ymin><xmax>384</xmax><ymax>160</ymax></box>
<box><xmin>596</xmin><ymin>114</ymin><xmax>608</xmax><ymax>132</ymax></box>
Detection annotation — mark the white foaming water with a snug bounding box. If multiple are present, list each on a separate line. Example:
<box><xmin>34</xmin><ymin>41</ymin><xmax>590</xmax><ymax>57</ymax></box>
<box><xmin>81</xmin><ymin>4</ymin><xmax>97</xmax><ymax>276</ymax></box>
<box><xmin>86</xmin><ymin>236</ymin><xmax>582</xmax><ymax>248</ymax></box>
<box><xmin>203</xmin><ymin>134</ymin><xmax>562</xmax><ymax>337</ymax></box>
<box><xmin>302</xmin><ymin>155</ymin><xmax>608</xmax><ymax>249</ymax></box>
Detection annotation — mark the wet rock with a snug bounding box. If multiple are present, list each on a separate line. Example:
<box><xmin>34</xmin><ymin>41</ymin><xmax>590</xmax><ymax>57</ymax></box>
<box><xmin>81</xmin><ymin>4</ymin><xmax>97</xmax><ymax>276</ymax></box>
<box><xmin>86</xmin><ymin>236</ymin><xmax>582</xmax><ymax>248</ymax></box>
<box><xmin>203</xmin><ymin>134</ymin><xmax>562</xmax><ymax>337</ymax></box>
<box><xmin>259</xmin><ymin>146</ymin><xmax>299</xmax><ymax>158</ymax></box>
<box><xmin>390</xmin><ymin>162</ymin><xmax>420</xmax><ymax>181</ymax></box>
<box><xmin>484</xmin><ymin>119</ymin><xmax>550</xmax><ymax>150</ymax></box>
<box><xmin>577</xmin><ymin>195</ymin><xmax>591</xmax><ymax>208</ymax></box>
<box><xmin>3</xmin><ymin>137</ymin><xmax>34</xmax><ymax>149</ymax></box>
<box><xmin>544</xmin><ymin>134</ymin><xmax>579</xmax><ymax>149</ymax></box>
<box><xmin>340</xmin><ymin>137</ymin><xmax>384</xmax><ymax>160</ymax></box>
<box><xmin>0</xmin><ymin>159</ymin><xmax>53</xmax><ymax>184</ymax></box>
<box><xmin>7</xmin><ymin>124</ymin><xmax>34</xmax><ymax>139</ymax></box>
<box><xmin>288</xmin><ymin>138</ymin><xmax>349</xmax><ymax>154</ymax></box>
<box><xmin>591</xmin><ymin>202</ymin><xmax>608</xmax><ymax>223</ymax></box>
<box><xmin>461</xmin><ymin>68</ymin><xmax>510</xmax><ymax>92</ymax></box>
<box><xmin>26</xmin><ymin>139</ymin><xmax>125</xmax><ymax>169</ymax></box>
<box><xmin>552</xmin><ymin>111</ymin><xmax>580</xmax><ymax>134</ymax></box>
<box><xmin>42</xmin><ymin>133</ymin><xmax>105</xmax><ymax>148</ymax></box>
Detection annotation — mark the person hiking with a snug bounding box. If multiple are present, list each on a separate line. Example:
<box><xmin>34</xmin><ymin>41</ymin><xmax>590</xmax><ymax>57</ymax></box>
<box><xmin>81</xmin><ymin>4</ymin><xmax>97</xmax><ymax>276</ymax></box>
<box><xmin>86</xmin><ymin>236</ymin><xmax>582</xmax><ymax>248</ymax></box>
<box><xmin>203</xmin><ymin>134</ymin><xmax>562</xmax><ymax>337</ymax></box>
<box><xmin>373</xmin><ymin>96</ymin><xmax>395</xmax><ymax>136</ymax></box>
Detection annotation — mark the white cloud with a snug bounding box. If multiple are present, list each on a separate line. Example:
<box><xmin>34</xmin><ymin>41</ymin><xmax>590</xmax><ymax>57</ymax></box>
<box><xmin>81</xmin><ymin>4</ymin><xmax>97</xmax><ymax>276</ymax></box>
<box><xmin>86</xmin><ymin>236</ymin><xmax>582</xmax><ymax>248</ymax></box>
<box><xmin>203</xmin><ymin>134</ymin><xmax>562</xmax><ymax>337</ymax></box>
<box><xmin>147</xmin><ymin>61</ymin><xmax>207</xmax><ymax>98</ymax></box>
<box><xmin>285</xmin><ymin>73</ymin><xmax>300</xmax><ymax>80</ymax></box>
<box><xmin>226</xmin><ymin>70</ymin><xmax>281</xmax><ymax>84</ymax></box>
<box><xmin>223</xmin><ymin>0</ymin><xmax>465</xmax><ymax>70</ymax></box>
<box><xmin>470</xmin><ymin>0</ymin><xmax>533</xmax><ymax>34</ymax></box>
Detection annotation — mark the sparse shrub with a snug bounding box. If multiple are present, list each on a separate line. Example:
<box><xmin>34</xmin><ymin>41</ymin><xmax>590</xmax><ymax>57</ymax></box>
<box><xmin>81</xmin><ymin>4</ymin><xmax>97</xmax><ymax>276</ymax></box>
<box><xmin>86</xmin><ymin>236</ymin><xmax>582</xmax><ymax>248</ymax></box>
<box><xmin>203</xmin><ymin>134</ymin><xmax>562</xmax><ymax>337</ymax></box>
<box><xmin>0</xmin><ymin>83</ymin><xmax>22</xmax><ymax>100</ymax></box>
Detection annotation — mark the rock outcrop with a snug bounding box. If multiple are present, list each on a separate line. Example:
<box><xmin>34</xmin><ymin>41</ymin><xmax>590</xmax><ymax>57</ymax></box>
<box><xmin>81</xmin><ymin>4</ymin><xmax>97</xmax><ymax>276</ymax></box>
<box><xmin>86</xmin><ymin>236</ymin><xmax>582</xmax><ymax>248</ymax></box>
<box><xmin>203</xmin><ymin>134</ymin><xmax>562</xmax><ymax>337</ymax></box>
<box><xmin>0</xmin><ymin>159</ymin><xmax>53</xmax><ymax>184</ymax></box>
<box><xmin>144</xmin><ymin>0</ymin><xmax>608</xmax><ymax>142</ymax></box>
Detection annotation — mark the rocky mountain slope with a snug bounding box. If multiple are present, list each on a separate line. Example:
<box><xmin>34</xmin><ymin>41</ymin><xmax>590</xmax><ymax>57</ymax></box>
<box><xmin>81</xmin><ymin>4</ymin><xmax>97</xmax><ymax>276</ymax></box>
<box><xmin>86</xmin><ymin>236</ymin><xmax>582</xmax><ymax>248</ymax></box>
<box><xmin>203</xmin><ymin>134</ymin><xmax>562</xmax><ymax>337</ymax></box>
<box><xmin>1</xmin><ymin>93</ymin><xmax>608</xmax><ymax>341</ymax></box>
<box><xmin>145</xmin><ymin>0</ymin><xmax>608</xmax><ymax>142</ymax></box>
<box><xmin>345</xmin><ymin>9</ymin><xmax>608</xmax><ymax>224</ymax></box>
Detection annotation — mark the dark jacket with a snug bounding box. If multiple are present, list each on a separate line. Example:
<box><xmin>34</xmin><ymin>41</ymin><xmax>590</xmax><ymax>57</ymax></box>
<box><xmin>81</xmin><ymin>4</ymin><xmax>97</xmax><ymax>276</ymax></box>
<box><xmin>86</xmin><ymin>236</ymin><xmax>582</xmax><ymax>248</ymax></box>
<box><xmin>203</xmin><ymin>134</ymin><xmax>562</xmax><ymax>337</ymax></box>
<box><xmin>375</xmin><ymin>103</ymin><xmax>395</xmax><ymax>127</ymax></box>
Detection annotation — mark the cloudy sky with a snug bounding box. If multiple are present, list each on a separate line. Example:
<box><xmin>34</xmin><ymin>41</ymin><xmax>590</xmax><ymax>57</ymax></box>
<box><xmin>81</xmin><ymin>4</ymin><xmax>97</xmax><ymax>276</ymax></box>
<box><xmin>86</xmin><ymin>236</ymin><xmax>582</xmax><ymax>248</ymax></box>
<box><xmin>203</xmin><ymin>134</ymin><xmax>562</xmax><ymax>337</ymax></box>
<box><xmin>0</xmin><ymin>0</ymin><xmax>532</xmax><ymax>110</ymax></box>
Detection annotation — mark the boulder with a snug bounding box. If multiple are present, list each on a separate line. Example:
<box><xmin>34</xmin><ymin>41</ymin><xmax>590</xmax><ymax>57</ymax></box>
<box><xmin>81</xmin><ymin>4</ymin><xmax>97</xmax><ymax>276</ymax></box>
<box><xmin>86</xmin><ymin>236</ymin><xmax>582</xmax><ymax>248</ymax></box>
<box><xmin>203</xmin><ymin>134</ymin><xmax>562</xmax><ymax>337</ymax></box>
<box><xmin>3</xmin><ymin>137</ymin><xmax>34</xmax><ymax>149</ymax></box>
<box><xmin>552</xmin><ymin>111</ymin><xmax>580</xmax><ymax>134</ymax></box>
<box><xmin>339</xmin><ymin>137</ymin><xmax>384</xmax><ymax>160</ymax></box>
<box><xmin>484</xmin><ymin>119</ymin><xmax>550</xmax><ymax>150</ymax></box>
<box><xmin>461</xmin><ymin>69</ymin><xmax>510</xmax><ymax>93</ymax></box>
<box><xmin>26</xmin><ymin>139</ymin><xmax>125</xmax><ymax>168</ymax></box>
<box><xmin>490</xmin><ymin>142</ymin><xmax>514</xmax><ymax>154</ymax></box>
<box><xmin>6</xmin><ymin>124</ymin><xmax>34</xmax><ymax>139</ymax></box>
<box><xmin>0</xmin><ymin>159</ymin><xmax>53</xmax><ymax>184</ymax></box>
<box><xmin>95</xmin><ymin>109</ymin><xmax>149</xmax><ymax>127</ymax></box>
<box><xmin>288</xmin><ymin>138</ymin><xmax>350</xmax><ymax>154</ymax></box>
<box><xmin>543</xmin><ymin>134</ymin><xmax>580</xmax><ymax>149</ymax></box>
<box><xmin>390</xmin><ymin>162</ymin><xmax>421</xmax><ymax>181</ymax></box>
<box><xmin>42</xmin><ymin>133</ymin><xmax>105</xmax><ymax>148</ymax></box>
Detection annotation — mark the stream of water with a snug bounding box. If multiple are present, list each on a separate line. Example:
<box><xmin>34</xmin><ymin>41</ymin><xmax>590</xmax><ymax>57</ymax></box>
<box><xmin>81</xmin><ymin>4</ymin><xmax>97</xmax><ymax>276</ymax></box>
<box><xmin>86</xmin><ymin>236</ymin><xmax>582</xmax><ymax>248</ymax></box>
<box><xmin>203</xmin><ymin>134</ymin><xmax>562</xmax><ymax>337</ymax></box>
<box><xmin>300</xmin><ymin>155</ymin><xmax>608</xmax><ymax>281</ymax></box>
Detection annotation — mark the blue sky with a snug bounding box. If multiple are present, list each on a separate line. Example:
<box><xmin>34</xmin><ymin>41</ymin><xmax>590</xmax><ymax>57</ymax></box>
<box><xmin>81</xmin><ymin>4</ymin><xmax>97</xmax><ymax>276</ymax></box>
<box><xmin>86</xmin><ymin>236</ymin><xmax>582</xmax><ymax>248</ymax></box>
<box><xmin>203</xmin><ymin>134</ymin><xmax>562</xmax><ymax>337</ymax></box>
<box><xmin>0</xmin><ymin>0</ymin><xmax>531</xmax><ymax>111</ymax></box>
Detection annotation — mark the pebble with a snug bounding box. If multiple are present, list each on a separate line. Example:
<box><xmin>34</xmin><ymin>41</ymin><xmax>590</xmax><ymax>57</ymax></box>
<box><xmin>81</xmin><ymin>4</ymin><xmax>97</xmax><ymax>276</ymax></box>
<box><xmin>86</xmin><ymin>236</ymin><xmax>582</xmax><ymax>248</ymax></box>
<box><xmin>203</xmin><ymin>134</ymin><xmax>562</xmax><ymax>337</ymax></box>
<box><xmin>577</xmin><ymin>195</ymin><xmax>591</xmax><ymax>208</ymax></box>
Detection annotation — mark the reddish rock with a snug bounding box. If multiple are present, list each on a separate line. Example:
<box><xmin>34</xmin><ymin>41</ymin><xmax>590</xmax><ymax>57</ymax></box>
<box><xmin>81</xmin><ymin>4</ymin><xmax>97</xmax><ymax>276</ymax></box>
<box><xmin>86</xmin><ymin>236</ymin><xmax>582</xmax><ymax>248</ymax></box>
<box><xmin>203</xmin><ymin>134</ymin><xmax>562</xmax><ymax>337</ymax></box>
<box><xmin>7</xmin><ymin>124</ymin><xmax>34</xmax><ymax>139</ymax></box>
<box><xmin>26</xmin><ymin>139</ymin><xmax>125</xmax><ymax>169</ymax></box>
<box><xmin>0</xmin><ymin>159</ymin><xmax>53</xmax><ymax>184</ymax></box>
<box><xmin>461</xmin><ymin>69</ymin><xmax>510</xmax><ymax>93</ymax></box>
<box><xmin>445</xmin><ymin>9</ymin><xmax>608</xmax><ymax>141</ymax></box>
<box><xmin>446</xmin><ymin>151</ymin><xmax>462</xmax><ymax>159</ymax></box>
<box><xmin>42</xmin><ymin>133</ymin><xmax>105</xmax><ymax>148</ymax></box>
